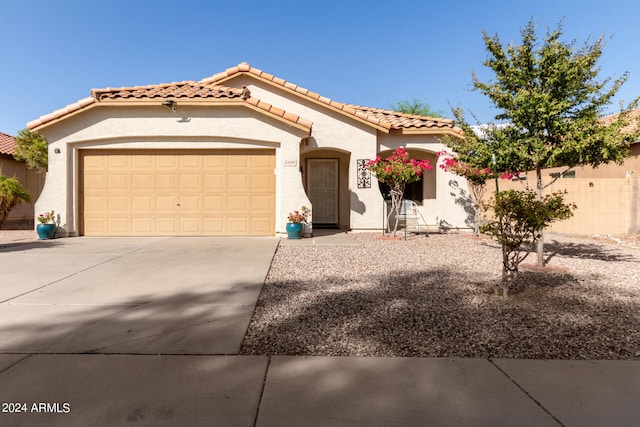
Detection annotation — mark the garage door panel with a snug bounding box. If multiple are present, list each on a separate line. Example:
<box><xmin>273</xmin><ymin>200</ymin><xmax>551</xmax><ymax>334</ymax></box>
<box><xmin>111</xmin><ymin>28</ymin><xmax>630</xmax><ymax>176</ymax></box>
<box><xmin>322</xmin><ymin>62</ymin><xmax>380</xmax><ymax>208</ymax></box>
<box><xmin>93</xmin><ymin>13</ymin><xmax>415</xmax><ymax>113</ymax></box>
<box><xmin>227</xmin><ymin>174</ymin><xmax>250</xmax><ymax>191</ymax></box>
<box><xmin>252</xmin><ymin>195</ymin><xmax>274</xmax><ymax>212</ymax></box>
<box><xmin>227</xmin><ymin>195</ymin><xmax>249</xmax><ymax>212</ymax></box>
<box><xmin>83</xmin><ymin>174</ymin><xmax>106</xmax><ymax>191</ymax></box>
<box><xmin>251</xmin><ymin>174</ymin><xmax>275</xmax><ymax>191</ymax></box>
<box><xmin>132</xmin><ymin>218</ymin><xmax>153</xmax><ymax>234</ymax></box>
<box><xmin>156</xmin><ymin>218</ymin><xmax>178</xmax><ymax>233</ymax></box>
<box><xmin>107</xmin><ymin>196</ymin><xmax>130</xmax><ymax>213</ymax></box>
<box><xmin>131</xmin><ymin>155</ymin><xmax>154</xmax><ymax>169</ymax></box>
<box><xmin>156</xmin><ymin>156</ymin><xmax>179</xmax><ymax>169</ymax></box>
<box><xmin>179</xmin><ymin>196</ymin><xmax>201</xmax><ymax>212</ymax></box>
<box><xmin>179</xmin><ymin>217</ymin><xmax>201</xmax><ymax>234</ymax></box>
<box><xmin>251</xmin><ymin>155</ymin><xmax>275</xmax><ymax>168</ymax></box>
<box><xmin>107</xmin><ymin>156</ymin><xmax>130</xmax><ymax>169</ymax></box>
<box><xmin>132</xmin><ymin>196</ymin><xmax>154</xmax><ymax>212</ymax></box>
<box><xmin>203</xmin><ymin>156</ymin><xmax>224</xmax><ymax>168</ymax></box>
<box><xmin>179</xmin><ymin>174</ymin><xmax>202</xmax><ymax>191</ymax></box>
<box><xmin>227</xmin><ymin>218</ymin><xmax>250</xmax><ymax>234</ymax></box>
<box><xmin>204</xmin><ymin>196</ymin><xmax>224</xmax><ymax>212</ymax></box>
<box><xmin>204</xmin><ymin>174</ymin><xmax>225</xmax><ymax>191</ymax></box>
<box><xmin>252</xmin><ymin>217</ymin><xmax>273</xmax><ymax>234</ymax></box>
<box><xmin>108</xmin><ymin>218</ymin><xmax>130</xmax><ymax>234</ymax></box>
<box><xmin>132</xmin><ymin>174</ymin><xmax>154</xmax><ymax>192</ymax></box>
<box><xmin>81</xmin><ymin>150</ymin><xmax>275</xmax><ymax>236</ymax></box>
<box><xmin>156</xmin><ymin>174</ymin><xmax>177</xmax><ymax>192</ymax></box>
<box><xmin>155</xmin><ymin>196</ymin><xmax>177</xmax><ymax>212</ymax></box>
<box><xmin>84</xmin><ymin>195</ymin><xmax>106</xmax><ymax>213</ymax></box>
<box><xmin>227</xmin><ymin>156</ymin><xmax>250</xmax><ymax>169</ymax></box>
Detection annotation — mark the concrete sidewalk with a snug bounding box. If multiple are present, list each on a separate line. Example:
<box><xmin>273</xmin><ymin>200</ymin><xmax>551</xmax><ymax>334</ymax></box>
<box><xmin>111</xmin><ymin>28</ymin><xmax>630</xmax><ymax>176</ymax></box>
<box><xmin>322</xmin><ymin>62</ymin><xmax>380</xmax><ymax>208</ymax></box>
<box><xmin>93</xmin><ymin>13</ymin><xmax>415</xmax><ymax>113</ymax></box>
<box><xmin>1</xmin><ymin>235</ymin><xmax>639</xmax><ymax>426</ymax></box>
<box><xmin>1</xmin><ymin>354</ymin><xmax>639</xmax><ymax>426</ymax></box>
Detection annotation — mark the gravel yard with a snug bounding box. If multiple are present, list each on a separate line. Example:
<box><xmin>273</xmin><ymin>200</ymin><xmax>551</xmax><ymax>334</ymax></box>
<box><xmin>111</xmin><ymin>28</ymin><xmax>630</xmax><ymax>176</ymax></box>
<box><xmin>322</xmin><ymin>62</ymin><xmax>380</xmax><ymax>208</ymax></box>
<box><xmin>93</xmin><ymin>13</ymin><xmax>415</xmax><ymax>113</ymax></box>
<box><xmin>241</xmin><ymin>232</ymin><xmax>640</xmax><ymax>359</ymax></box>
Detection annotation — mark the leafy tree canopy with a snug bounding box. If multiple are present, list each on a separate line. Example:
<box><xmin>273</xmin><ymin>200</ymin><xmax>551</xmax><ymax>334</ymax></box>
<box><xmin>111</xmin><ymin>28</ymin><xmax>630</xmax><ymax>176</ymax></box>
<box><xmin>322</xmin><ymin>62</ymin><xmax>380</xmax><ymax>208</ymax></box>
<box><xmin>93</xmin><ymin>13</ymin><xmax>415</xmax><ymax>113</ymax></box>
<box><xmin>389</xmin><ymin>98</ymin><xmax>444</xmax><ymax>117</ymax></box>
<box><xmin>14</xmin><ymin>129</ymin><xmax>48</xmax><ymax>173</ymax></box>
<box><xmin>446</xmin><ymin>18</ymin><xmax>640</xmax><ymax>267</ymax></box>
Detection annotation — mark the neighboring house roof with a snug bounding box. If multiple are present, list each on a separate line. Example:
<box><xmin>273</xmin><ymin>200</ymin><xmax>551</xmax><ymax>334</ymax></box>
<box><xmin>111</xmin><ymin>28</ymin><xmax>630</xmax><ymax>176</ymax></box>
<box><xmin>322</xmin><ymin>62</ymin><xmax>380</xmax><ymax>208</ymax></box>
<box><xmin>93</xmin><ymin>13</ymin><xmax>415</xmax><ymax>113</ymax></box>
<box><xmin>601</xmin><ymin>108</ymin><xmax>640</xmax><ymax>140</ymax></box>
<box><xmin>0</xmin><ymin>132</ymin><xmax>16</xmax><ymax>156</ymax></box>
<box><xmin>28</xmin><ymin>62</ymin><xmax>461</xmax><ymax>136</ymax></box>
<box><xmin>202</xmin><ymin>62</ymin><xmax>462</xmax><ymax>136</ymax></box>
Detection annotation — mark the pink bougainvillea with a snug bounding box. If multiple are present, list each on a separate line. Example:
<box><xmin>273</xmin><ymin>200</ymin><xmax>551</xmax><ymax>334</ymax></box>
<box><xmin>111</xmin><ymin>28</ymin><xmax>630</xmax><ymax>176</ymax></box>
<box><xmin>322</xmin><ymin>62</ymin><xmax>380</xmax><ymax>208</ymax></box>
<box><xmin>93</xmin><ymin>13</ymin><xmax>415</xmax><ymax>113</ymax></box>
<box><xmin>365</xmin><ymin>148</ymin><xmax>432</xmax><ymax>236</ymax></box>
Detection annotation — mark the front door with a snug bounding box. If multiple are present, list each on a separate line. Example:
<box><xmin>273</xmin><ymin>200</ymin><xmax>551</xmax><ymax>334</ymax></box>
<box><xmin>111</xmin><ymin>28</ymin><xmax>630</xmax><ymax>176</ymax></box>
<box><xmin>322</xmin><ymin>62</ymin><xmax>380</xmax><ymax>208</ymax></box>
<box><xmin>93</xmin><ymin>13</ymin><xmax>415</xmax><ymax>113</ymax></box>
<box><xmin>307</xmin><ymin>159</ymin><xmax>338</xmax><ymax>225</ymax></box>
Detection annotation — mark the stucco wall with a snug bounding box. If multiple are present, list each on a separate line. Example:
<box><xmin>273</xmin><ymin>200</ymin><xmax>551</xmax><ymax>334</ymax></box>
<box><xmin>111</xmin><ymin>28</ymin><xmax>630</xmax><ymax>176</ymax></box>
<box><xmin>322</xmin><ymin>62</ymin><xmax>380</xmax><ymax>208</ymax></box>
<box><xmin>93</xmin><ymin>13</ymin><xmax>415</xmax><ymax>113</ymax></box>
<box><xmin>35</xmin><ymin>105</ymin><xmax>310</xmax><ymax>236</ymax></box>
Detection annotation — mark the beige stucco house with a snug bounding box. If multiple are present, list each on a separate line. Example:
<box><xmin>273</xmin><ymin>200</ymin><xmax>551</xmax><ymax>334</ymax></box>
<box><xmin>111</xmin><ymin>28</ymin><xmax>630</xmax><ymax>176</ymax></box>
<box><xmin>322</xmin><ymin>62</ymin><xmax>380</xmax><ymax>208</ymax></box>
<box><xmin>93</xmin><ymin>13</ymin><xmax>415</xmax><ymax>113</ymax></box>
<box><xmin>0</xmin><ymin>132</ymin><xmax>43</xmax><ymax>228</ymax></box>
<box><xmin>27</xmin><ymin>62</ymin><xmax>470</xmax><ymax>237</ymax></box>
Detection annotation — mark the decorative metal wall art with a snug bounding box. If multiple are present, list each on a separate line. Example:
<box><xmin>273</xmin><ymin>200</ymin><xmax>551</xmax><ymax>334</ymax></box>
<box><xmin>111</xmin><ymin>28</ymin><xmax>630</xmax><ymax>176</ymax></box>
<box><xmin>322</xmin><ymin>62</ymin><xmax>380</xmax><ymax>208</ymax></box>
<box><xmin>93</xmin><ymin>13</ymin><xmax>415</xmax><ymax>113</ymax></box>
<box><xmin>357</xmin><ymin>159</ymin><xmax>371</xmax><ymax>189</ymax></box>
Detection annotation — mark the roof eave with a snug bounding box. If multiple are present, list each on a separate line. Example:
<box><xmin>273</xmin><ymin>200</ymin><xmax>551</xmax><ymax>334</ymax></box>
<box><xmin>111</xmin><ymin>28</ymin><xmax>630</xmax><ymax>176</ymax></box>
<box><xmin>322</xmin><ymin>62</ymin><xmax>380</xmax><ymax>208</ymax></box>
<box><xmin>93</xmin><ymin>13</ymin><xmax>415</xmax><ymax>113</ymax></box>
<box><xmin>400</xmin><ymin>127</ymin><xmax>465</xmax><ymax>137</ymax></box>
<box><xmin>29</xmin><ymin>96</ymin><xmax>312</xmax><ymax>135</ymax></box>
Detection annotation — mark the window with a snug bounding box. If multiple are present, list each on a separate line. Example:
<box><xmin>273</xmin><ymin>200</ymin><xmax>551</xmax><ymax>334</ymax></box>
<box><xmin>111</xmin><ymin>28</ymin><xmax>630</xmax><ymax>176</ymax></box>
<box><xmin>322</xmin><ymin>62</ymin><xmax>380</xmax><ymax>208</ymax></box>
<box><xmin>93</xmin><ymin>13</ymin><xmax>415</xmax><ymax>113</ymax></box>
<box><xmin>378</xmin><ymin>177</ymin><xmax>424</xmax><ymax>204</ymax></box>
<box><xmin>549</xmin><ymin>170</ymin><xmax>576</xmax><ymax>179</ymax></box>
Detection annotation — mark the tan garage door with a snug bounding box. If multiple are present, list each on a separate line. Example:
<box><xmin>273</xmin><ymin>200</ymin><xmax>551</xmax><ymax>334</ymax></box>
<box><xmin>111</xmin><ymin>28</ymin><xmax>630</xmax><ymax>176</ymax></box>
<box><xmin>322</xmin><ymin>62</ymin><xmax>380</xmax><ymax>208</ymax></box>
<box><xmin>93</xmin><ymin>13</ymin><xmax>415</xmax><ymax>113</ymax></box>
<box><xmin>80</xmin><ymin>149</ymin><xmax>275</xmax><ymax>236</ymax></box>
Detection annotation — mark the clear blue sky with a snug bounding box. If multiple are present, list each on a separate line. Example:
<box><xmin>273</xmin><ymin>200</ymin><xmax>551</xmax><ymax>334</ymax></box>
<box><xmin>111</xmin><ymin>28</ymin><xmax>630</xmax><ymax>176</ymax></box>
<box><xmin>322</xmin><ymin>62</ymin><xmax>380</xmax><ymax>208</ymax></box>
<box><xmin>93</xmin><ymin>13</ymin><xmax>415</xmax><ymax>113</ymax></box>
<box><xmin>1</xmin><ymin>0</ymin><xmax>639</xmax><ymax>135</ymax></box>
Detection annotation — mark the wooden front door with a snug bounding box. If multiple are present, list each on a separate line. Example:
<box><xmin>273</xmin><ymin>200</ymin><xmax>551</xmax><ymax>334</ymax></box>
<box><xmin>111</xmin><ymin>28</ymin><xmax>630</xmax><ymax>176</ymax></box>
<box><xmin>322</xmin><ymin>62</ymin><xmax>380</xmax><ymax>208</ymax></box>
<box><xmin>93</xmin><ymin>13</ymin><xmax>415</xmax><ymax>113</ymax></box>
<box><xmin>307</xmin><ymin>159</ymin><xmax>338</xmax><ymax>225</ymax></box>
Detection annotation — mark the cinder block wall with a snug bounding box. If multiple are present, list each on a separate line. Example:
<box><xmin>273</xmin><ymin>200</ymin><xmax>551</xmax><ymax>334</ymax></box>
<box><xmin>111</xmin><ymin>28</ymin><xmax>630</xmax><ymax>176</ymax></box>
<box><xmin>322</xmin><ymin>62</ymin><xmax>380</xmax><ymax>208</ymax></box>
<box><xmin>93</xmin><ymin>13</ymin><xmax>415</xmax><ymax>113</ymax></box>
<box><xmin>486</xmin><ymin>176</ymin><xmax>640</xmax><ymax>236</ymax></box>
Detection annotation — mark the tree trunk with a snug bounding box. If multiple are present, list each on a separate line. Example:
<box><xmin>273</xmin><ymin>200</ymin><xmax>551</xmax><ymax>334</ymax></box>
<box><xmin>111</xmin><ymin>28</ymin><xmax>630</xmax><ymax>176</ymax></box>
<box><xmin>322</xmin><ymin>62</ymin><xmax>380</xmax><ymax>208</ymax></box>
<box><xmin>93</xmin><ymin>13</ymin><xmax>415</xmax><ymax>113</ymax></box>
<box><xmin>536</xmin><ymin>168</ymin><xmax>545</xmax><ymax>267</ymax></box>
<box><xmin>387</xmin><ymin>188</ymin><xmax>404</xmax><ymax>237</ymax></box>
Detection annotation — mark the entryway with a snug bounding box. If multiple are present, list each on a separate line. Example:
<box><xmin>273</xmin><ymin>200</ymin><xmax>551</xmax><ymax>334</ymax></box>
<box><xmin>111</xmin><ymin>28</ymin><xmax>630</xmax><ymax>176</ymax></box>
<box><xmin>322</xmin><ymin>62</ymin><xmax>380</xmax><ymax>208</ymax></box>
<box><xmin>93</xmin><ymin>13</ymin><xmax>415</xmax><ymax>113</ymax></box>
<box><xmin>306</xmin><ymin>158</ymin><xmax>339</xmax><ymax>226</ymax></box>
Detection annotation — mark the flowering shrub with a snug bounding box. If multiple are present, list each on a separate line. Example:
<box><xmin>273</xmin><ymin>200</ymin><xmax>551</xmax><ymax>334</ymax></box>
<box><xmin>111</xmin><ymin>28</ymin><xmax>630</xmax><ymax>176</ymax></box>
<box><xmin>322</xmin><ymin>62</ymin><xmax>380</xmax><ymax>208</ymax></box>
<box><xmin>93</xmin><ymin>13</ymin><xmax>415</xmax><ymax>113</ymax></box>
<box><xmin>365</xmin><ymin>148</ymin><xmax>432</xmax><ymax>189</ymax></box>
<box><xmin>287</xmin><ymin>205</ymin><xmax>310</xmax><ymax>224</ymax></box>
<box><xmin>366</xmin><ymin>148</ymin><xmax>432</xmax><ymax>236</ymax></box>
<box><xmin>37</xmin><ymin>210</ymin><xmax>55</xmax><ymax>224</ymax></box>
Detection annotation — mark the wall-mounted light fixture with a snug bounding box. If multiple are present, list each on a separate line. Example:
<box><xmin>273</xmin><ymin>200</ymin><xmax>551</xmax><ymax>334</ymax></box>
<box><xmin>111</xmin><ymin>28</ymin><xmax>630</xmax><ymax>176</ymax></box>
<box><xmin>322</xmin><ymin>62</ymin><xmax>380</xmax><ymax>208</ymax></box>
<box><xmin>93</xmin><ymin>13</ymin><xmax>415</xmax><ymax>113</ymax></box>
<box><xmin>162</xmin><ymin>100</ymin><xmax>177</xmax><ymax>112</ymax></box>
<box><xmin>54</xmin><ymin>148</ymin><xmax>61</xmax><ymax>154</ymax></box>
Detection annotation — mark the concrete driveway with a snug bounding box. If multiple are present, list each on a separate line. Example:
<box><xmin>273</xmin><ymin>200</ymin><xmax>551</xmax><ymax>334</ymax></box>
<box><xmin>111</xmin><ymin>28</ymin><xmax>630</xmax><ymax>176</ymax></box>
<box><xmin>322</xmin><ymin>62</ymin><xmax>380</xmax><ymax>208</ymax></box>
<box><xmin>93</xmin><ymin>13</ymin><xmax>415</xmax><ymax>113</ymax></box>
<box><xmin>0</xmin><ymin>237</ymin><xmax>279</xmax><ymax>355</ymax></box>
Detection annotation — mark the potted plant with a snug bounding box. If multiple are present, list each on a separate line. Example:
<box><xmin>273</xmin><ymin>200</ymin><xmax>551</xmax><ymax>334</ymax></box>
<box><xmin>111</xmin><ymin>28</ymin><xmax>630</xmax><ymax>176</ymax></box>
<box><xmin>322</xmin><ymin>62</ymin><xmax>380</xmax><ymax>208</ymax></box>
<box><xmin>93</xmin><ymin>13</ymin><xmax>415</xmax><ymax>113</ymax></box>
<box><xmin>286</xmin><ymin>207</ymin><xmax>309</xmax><ymax>239</ymax></box>
<box><xmin>36</xmin><ymin>210</ymin><xmax>57</xmax><ymax>240</ymax></box>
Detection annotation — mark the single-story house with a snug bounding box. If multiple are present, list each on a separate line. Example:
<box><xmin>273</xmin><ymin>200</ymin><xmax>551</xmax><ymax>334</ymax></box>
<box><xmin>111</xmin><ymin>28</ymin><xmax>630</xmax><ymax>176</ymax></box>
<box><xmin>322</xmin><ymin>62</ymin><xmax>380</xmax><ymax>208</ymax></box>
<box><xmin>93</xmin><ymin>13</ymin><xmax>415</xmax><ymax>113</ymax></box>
<box><xmin>0</xmin><ymin>132</ymin><xmax>43</xmax><ymax>228</ymax></box>
<box><xmin>28</xmin><ymin>62</ymin><xmax>470</xmax><ymax>237</ymax></box>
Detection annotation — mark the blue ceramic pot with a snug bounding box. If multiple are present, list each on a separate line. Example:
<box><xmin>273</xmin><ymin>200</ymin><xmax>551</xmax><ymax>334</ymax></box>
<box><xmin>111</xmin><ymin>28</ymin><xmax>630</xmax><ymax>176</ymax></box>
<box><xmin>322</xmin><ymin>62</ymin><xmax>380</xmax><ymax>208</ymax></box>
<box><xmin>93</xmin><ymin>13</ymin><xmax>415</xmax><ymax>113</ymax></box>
<box><xmin>36</xmin><ymin>224</ymin><xmax>57</xmax><ymax>240</ymax></box>
<box><xmin>286</xmin><ymin>222</ymin><xmax>303</xmax><ymax>239</ymax></box>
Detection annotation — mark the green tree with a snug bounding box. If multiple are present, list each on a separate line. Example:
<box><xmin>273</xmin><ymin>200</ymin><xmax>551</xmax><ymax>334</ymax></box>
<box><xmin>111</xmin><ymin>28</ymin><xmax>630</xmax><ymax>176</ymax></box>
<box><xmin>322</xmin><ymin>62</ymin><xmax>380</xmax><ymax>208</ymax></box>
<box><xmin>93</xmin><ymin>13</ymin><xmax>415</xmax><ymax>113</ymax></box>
<box><xmin>14</xmin><ymin>129</ymin><xmax>48</xmax><ymax>173</ymax></box>
<box><xmin>0</xmin><ymin>172</ymin><xmax>31</xmax><ymax>228</ymax></box>
<box><xmin>389</xmin><ymin>98</ymin><xmax>443</xmax><ymax>117</ymax></box>
<box><xmin>449</xmin><ymin>19</ymin><xmax>640</xmax><ymax>266</ymax></box>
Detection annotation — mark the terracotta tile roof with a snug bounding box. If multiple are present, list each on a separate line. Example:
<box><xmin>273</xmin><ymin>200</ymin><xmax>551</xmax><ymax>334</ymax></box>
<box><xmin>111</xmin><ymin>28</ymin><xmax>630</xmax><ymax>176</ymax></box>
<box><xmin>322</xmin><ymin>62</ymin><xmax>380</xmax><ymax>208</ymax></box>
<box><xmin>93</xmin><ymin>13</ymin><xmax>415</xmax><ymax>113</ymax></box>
<box><xmin>201</xmin><ymin>62</ymin><xmax>462</xmax><ymax>135</ymax></box>
<box><xmin>0</xmin><ymin>132</ymin><xmax>16</xmax><ymax>156</ymax></box>
<box><xmin>91</xmin><ymin>81</ymin><xmax>243</xmax><ymax>100</ymax></box>
<box><xmin>345</xmin><ymin>105</ymin><xmax>459</xmax><ymax>133</ymax></box>
<box><xmin>29</xmin><ymin>62</ymin><xmax>462</xmax><ymax>135</ymax></box>
<box><xmin>29</xmin><ymin>81</ymin><xmax>312</xmax><ymax>132</ymax></box>
<box><xmin>601</xmin><ymin>108</ymin><xmax>640</xmax><ymax>137</ymax></box>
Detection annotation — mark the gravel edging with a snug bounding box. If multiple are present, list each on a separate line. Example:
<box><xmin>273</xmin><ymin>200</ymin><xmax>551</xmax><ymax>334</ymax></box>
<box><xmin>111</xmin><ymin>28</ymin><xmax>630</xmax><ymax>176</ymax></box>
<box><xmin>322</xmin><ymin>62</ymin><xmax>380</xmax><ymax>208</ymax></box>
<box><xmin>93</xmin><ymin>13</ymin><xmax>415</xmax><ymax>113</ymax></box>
<box><xmin>241</xmin><ymin>232</ymin><xmax>640</xmax><ymax>359</ymax></box>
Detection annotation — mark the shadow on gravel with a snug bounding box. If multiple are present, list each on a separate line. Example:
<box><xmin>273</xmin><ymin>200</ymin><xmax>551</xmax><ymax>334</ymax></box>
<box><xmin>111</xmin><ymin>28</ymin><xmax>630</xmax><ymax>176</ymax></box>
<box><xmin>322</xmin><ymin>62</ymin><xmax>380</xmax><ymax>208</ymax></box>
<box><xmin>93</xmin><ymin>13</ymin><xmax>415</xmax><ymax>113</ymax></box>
<box><xmin>241</xmin><ymin>267</ymin><xmax>640</xmax><ymax>359</ymax></box>
<box><xmin>544</xmin><ymin>239</ymin><xmax>639</xmax><ymax>263</ymax></box>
